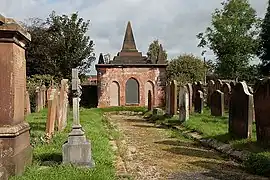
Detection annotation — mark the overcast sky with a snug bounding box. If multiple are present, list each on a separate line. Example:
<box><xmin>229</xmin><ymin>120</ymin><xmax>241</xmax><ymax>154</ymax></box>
<box><xmin>0</xmin><ymin>0</ymin><xmax>268</xmax><ymax>74</ymax></box>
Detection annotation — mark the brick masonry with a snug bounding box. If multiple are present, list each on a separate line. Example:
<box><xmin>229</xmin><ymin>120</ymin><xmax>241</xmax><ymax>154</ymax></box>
<box><xmin>96</xmin><ymin>65</ymin><xmax>167</xmax><ymax>108</ymax></box>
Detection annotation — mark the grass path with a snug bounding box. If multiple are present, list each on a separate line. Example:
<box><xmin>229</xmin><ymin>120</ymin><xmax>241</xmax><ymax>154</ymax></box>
<box><xmin>107</xmin><ymin>113</ymin><xmax>267</xmax><ymax>180</ymax></box>
<box><xmin>11</xmin><ymin>108</ymin><xmax>115</xmax><ymax>180</ymax></box>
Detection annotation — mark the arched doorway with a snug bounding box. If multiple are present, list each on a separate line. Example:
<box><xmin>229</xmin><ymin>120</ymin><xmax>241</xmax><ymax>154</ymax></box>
<box><xmin>145</xmin><ymin>81</ymin><xmax>154</xmax><ymax>106</ymax></box>
<box><xmin>110</xmin><ymin>81</ymin><xmax>120</xmax><ymax>106</ymax></box>
<box><xmin>125</xmin><ymin>78</ymin><xmax>139</xmax><ymax>104</ymax></box>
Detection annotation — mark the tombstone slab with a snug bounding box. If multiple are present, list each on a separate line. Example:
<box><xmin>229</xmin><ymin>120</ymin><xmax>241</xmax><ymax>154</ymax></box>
<box><xmin>194</xmin><ymin>90</ymin><xmax>204</xmax><ymax>114</ymax></box>
<box><xmin>229</xmin><ymin>82</ymin><xmax>253</xmax><ymax>139</ymax></box>
<box><xmin>179</xmin><ymin>86</ymin><xmax>189</xmax><ymax>122</ymax></box>
<box><xmin>207</xmin><ymin>80</ymin><xmax>215</xmax><ymax>106</ymax></box>
<box><xmin>222</xmin><ymin>83</ymin><xmax>231</xmax><ymax>110</ymax></box>
<box><xmin>254</xmin><ymin>78</ymin><xmax>270</xmax><ymax>145</ymax></box>
<box><xmin>211</xmin><ymin>90</ymin><xmax>224</xmax><ymax>116</ymax></box>
<box><xmin>0</xmin><ymin>15</ymin><xmax>32</xmax><ymax>177</ymax></box>
<box><xmin>186</xmin><ymin>83</ymin><xmax>193</xmax><ymax>113</ymax></box>
<box><xmin>170</xmin><ymin>80</ymin><xmax>177</xmax><ymax>115</ymax></box>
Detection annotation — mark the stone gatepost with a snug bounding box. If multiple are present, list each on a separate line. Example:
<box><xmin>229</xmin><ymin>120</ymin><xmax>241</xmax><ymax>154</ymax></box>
<box><xmin>62</xmin><ymin>68</ymin><xmax>94</xmax><ymax>167</ymax></box>
<box><xmin>0</xmin><ymin>15</ymin><xmax>32</xmax><ymax>177</ymax></box>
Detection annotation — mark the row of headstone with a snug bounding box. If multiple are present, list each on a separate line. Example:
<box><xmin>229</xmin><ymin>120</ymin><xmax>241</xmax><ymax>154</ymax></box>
<box><xmin>35</xmin><ymin>85</ymin><xmax>47</xmax><ymax>112</ymax></box>
<box><xmin>45</xmin><ymin>79</ymin><xmax>69</xmax><ymax>141</ymax></box>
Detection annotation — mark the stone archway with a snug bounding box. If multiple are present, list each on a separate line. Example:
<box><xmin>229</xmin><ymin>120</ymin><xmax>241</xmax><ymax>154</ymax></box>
<box><xmin>145</xmin><ymin>81</ymin><xmax>154</xmax><ymax>106</ymax></box>
<box><xmin>110</xmin><ymin>81</ymin><xmax>120</xmax><ymax>106</ymax></box>
<box><xmin>125</xmin><ymin>78</ymin><xmax>139</xmax><ymax>104</ymax></box>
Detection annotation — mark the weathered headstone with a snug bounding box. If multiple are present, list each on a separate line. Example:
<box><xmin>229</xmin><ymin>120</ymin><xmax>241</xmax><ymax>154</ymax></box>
<box><xmin>186</xmin><ymin>83</ymin><xmax>193</xmax><ymax>113</ymax></box>
<box><xmin>45</xmin><ymin>89</ymin><xmax>57</xmax><ymax>140</ymax></box>
<box><xmin>58</xmin><ymin>79</ymin><xmax>69</xmax><ymax>131</ymax></box>
<box><xmin>179</xmin><ymin>86</ymin><xmax>189</xmax><ymax>122</ymax></box>
<box><xmin>230</xmin><ymin>81</ymin><xmax>236</xmax><ymax>91</ymax></box>
<box><xmin>25</xmin><ymin>91</ymin><xmax>31</xmax><ymax>115</ymax></box>
<box><xmin>215</xmin><ymin>79</ymin><xmax>223</xmax><ymax>90</ymax></box>
<box><xmin>165</xmin><ymin>83</ymin><xmax>171</xmax><ymax>115</ymax></box>
<box><xmin>254</xmin><ymin>78</ymin><xmax>270</xmax><ymax>145</ymax></box>
<box><xmin>194</xmin><ymin>90</ymin><xmax>204</xmax><ymax>114</ymax></box>
<box><xmin>192</xmin><ymin>82</ymin><xmax>198</xmax><ymax>106</ymax></box>
<box><xmin>170</xmin><ymin>80</ymin><xmax>177</xmax><ymax>115</ymax></box>
<box><xmin>41</xmin><ymin>85</ymin><xmax>47</xmax><ymax>108</ymax></box>
<box><xmin>211</xmin><ymin>90</ymin><xmax>224</xmax><ymax>116</ymax></box>
<box><xmin>222</xmin><ymin>83</ymin><xmax>231</xmax><ymax>110</ymax></box>
<box><xmin>62</xmin><ymin>80</ymin><xmax>69</xmax><ymax>130</ymax></box>
<box><xmin>35</xmin><ymin>87</ymin><xmax>41</xmax><ymax>112</ymax></box>
<box><xmin>207</xmin><ymin>80</ymin><xmax>215</xmax><ymax>106</ymax></box>
<box><xmin>147</xmin><ymin>90</ymin><xmax>153</xmax><ymax>111</ymax></box>
<box><xmin>229</xmin><ymin>82</ymin><xmax>253</xmax><ymax>139</ymax></box>
<box><xmin>0</xmin><ymin>15</ymin><xmax>32</xmax><ymax>176</ymax></box>
<box><xmin>62</xmin><ymin>68</ymin><xmax>94</xmax><ymax>167</ymax></box>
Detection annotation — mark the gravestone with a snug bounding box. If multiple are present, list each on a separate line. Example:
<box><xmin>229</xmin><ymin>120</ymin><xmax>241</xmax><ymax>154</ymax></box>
<box><xmin>0</xmin><ymin>15</ymin><xmax>32</xmax><ymax>177</ymax></box>
<box><xmin>229</xmin><ymin>82</ymin><xmax>253</xmax><ymax>139</ymax></box>
<box><xmin>211</xmin><ymin>90</ymin><xmax>224</xmax><ymax>116</ymax></box>
<box><xmin>165</xmin><ymin>83</ymin><xmax>171</xmax><ymax>115</ymax></box>
<box><xmin>230</xmin><ymin>81</ymin><xmax>236</xmax><ymax>91</ymax></box>
<box><xmin>147</xmin><ymin>90</ymin><xmax>153</xmax><ymax>111</ymax></box>
<box><xmin>35</xmin><ymin>87</ymin><xmax>41</xmax><ymax>112</ymax></box>
<box><xmin>248</xmin><ymin>86</ymin><xmax>255</xmax><ymax>121</ymax></box>
<box><xmin>186</xmin><ymin>83</ymin><xmax>193</xmax><ymax>113</ymax></box>
<box><xmin>179</xmin><ymin>86</ymin><xmax>189</xmax><ymax>122</ymax></box>
<box><xmin>207</xmin><ymin>80</ymin><xmax>215</xmax><ymax>106</ymax></box>
<box><xmin>25</xmin><ymin>91</ymin><xmax>31</xmax><ymax>115</ymax></box>
<box><xmin>192</xmin><ymin>82</ymin><xmax>198</xmax><ymax>106</ymax></box>
<box><xmin>41</xmin><ymin>85</ymin><xmax>47</xmax><ymax>108</ymax></box>
<box><xmin>254</xmin><ymin>78</ymin><xmax>270</xmax><ymax>145</ymax></box>
<box><xmin>194</xmin><ymin>90</ymin><xmax>203</xmax><ymax>114</ymax></box>
<box><xmin>62</xmin><ymin>80</ymin><xmax>69</xmax><ymax>130</ymax></box>
<box><xmin>58</xmin><ymin>79</ymin><xmax>69</xmax><ymax>131</ymax></box>
<box><xmin>45</xmin><ymin>89</ymin><xmax>57</xmax><ymax>140</ymax></box>
<box><xmin>215</xmin><ymin>79</ymin><xmax>223</xmax><ymax>90</ymax></box>
<box><xmin>222</xmin><ymin>83</ymin><xmax>231</xmax><ymax>110</ymax></box>
<box><xmin>170</xmin><ymin>80</ymin><xmax>177</xmax><ymax>115</ymax></box>
<box><xmin>62</xmin><ymin>68</ymin><xmax>95</xmax><ymax>168</ymax></box>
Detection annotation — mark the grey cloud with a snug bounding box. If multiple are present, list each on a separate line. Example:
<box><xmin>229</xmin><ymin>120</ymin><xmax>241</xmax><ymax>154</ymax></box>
<box><xmin>0</xmin><ymin>0</ymin><xmax>267</xmax><ymax>74</ymax></box>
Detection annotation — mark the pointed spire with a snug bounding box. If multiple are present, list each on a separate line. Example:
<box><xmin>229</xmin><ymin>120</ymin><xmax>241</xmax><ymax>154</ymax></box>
<box><xmin>98</xmin><ymin>53</ymin><xmax>105</xmax><ymax>64</ymax></box>
<box><xmin>121</xmin><ymin>21</ymin><xmax>137</xmax><ymax>52</ymax></box>
<box><xmin>157</xmin><ymin>44</ymin><xmax>166</xmax><ymax>64</ymax></box>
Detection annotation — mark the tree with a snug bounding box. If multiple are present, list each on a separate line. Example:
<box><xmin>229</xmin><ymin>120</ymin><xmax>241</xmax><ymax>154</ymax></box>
<box><xmin>258</xmin><ymin>0</ymin><xmax>270</xmax><ymax>75</ymax></box>
<box><xmin>147</xmin><ymin>39</ymin><xmax>167</xmax><ymax>63</ymax></box>
<box><xmin>166</xmin><ymin>54</ymin><xmax>206</xmax><ymax>84</ymax></box>
<box><xmin>25</xmin><ymin>11</ymin><xmax>95</xmax><ymax>79</ymax></box>
<box><xmin>197</xmin><ymin>0</ymin><xmax>261</xmax><ymax>79</ymax></box>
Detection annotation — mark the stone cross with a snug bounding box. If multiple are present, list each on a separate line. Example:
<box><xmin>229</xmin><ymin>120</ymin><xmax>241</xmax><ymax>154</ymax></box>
<box><xmin>62</xmin><ymin>68</ymin><xmax>94</xmax><ymax>168</ymax></box>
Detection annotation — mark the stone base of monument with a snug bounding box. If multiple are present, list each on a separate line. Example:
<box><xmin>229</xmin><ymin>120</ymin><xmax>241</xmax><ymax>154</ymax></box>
<box><xmin>62</xmin><ymin>125</ymin><xmax>94</xmax><ymax>168</ymax></box>
<box><xmin>0</xmin><ymin>122</ymin><xmax>33</xmax><ymax>177</ymax></box>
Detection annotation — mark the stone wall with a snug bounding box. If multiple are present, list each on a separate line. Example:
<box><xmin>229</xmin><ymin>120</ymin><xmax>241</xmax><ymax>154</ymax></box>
<box><xmin>96</xmin><ymin>65</ymin><xmax>166</xmax><ymax>108</ymax></box>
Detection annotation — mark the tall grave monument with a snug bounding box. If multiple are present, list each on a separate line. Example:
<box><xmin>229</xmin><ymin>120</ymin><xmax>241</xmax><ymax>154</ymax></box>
<box><xmin>0</xmin><ymin>15</ymin><xmax>32</xmax><ymax>177</ymax></box>
<box><xmin>62</xmin><ymin>68</ymin><xmax>94</xmax><ymax>167</ymax></box>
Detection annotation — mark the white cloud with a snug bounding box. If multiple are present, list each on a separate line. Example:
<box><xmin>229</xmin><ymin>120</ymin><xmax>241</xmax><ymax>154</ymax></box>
<box><xmin>0</xmin><ymin>0</ymin><xmax>267</xmax><ymax>74</ymax></box>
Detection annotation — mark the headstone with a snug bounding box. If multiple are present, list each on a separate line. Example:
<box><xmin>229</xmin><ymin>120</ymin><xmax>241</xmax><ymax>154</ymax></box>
<box><xmin>147</xmin><ymin>90</ymin><xmax>153</xmax><ymax>111</ymax></box>
<box><xmin>58</xmin><ymin>79</ymin><xmax>69</xmax><ymax>131</ymax></box>
<box><xmin>211</xmin><ymin>90</ymin><xmax>224</xmax><ymax>116</ymax></box>
<box><xmin>222</xmin><ymin>83</ymin><xmax>231</xmax><ymax>110</ymax></box>
<box><xmin>194</xmin><ymin>90</ymin><xmax>204</xmax><ymax>114</ymax></box>
<box><xmin>186</xmin><ymin>83</ymin><xmax>193</xmax><ymax>113</ymax></box>
<box><xmin>45</xmin><ymin>89</ymin><xmax>57</xmax><ymax>140</ymax></box>
<box><xmin>35</xmin><ymin>87</ymin><xmax>41</xmax><ymax>112</ymax></box>
<box><xmin>215</xmin><ymin>79</ymin><xmax>223</xmax><ymax>90</ymax></box>
<box><xmin>170</xmin><ymin>80</ymin><xmax>177</xmax><ymax>115</ymax></box>
<box><xmin>179</xmin><ymin>86</ymin><xmax>189</xmax><ymax>122</ymax></box>
<box><xmin>62</xmin><ymin>68</ymin><xmax>95</xmax><ymax>168</ymax></box>
<box><xmin>41</xmin><ymin>85</ymin><xmax>47</xmax><ymax>108</ymax></box>
<box><xmin>254</xmin><ymin>78</ymin><xmax>270</xmax><ymax>145</ymax></box>
<box><xmin>207</xmin><ymin>80</ymin><xmax>215</xmax><ymax>106</ymax></box>
<box><xmin>165</xmin><ymin>83</ymin><xmax>171</xmax><ymax>115</ymax></box>
<box><xmin>230</xmin><ymin>81</ymin><xmax>236</xmax><ymax>91</ymax></box>
<box><xmin>229</xmin><ymin>82</ymin><xmax>253</xmax><ymax>139</ymax></box>
<box><xmin>0</xmin><ymin>15</ymin><xmax>32</xmax><ymax>176</ymax></box>
<box><xmin>248</xmin><ymin>86</ymin><xmax>255</xmax><ymax>121</ymax></box>
<box><xmin>25</xmin><ymin>91</ymin><xmax>31</xmax><ymax>115</ymax></box>
<box><xmin>192</xmin><ymin>82</ymin><xmax>198</xmax><ymax>106</ymax></box>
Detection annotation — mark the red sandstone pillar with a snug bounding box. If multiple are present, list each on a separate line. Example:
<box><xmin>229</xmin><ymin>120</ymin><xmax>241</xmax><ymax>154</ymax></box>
<box><xmin>0</xmin><ymin>15</ymin><xmax>32</xmax><ymax>177</ymax></box>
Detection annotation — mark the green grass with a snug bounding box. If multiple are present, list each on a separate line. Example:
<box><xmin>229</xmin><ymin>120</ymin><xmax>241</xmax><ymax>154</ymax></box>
<box><xmin>11</xmin><ymin>106</ymin><xmax>147</xmax><ymax>180</ymax></box>
<box><xmin>11</xmin><ymin>108</ymin><xmax>115</xmax><ymax>180</ymax></box>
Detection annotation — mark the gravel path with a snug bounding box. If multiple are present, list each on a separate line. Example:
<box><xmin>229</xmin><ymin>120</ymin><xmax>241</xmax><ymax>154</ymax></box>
<box><xmin>107</xmin><ymin>114</ymin><xmax>267</xmax><ymax>180</ymax></box>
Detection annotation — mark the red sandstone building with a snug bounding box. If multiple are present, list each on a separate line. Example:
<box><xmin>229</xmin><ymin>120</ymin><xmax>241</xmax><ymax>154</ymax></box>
<box><xmin>95</xmin><ymin>22</ymin><xmax>167</xmax><ymax>108</ymax></box>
